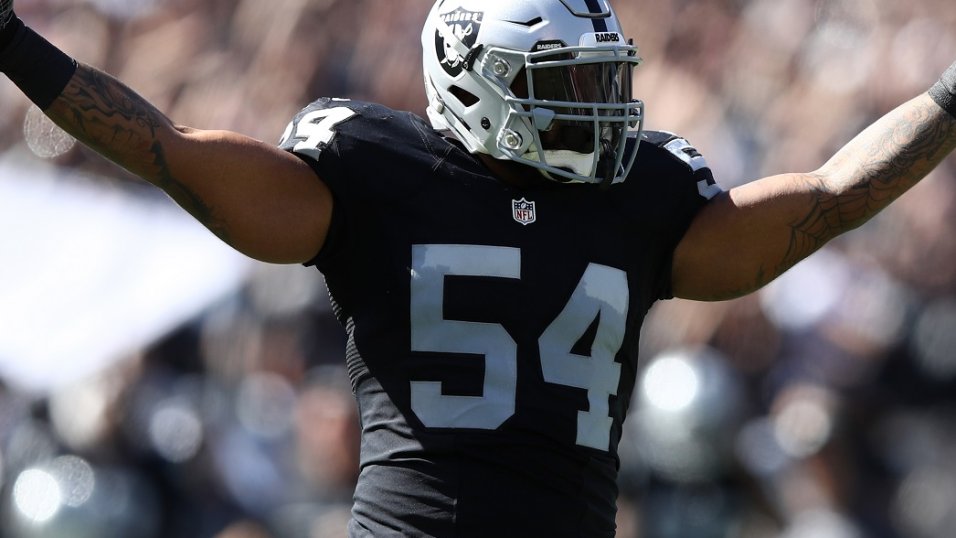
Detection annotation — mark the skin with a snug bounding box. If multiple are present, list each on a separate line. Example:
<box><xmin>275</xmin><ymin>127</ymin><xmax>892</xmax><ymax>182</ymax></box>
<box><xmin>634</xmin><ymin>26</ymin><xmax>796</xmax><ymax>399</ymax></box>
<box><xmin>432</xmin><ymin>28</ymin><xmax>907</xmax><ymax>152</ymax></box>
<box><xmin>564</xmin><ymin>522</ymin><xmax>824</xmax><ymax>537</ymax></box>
<box><xmin>673</xmin><ymin>93</ymin><xmax>956</xmax><ymax>300</ymax></box>
<box><xmin>42</xmin><ymin>63</ymin><xmax>956</xmax><ymax>301</ymax></box>
<box><xmin>45</xmin><ymin>65</ymin><xmax>331</xmax><ymax>264</ymax></box>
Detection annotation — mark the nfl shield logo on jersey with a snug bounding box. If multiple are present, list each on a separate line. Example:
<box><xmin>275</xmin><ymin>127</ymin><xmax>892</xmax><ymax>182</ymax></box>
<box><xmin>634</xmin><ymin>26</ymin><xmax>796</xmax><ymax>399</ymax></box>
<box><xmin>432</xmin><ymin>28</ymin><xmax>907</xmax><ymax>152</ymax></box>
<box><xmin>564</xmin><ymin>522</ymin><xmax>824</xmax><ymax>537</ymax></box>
<box><xmin>513</xmin><ymin>198</ymin><xmax>537</xmax><ymax>226</ymax></box>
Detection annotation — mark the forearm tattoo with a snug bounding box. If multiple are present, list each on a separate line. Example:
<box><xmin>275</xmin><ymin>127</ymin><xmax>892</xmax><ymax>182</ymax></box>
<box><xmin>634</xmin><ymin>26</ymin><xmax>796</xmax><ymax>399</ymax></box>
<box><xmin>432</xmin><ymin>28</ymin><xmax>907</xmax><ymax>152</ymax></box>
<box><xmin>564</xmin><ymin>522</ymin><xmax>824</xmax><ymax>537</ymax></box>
<box><xmin>780</xmin><ymin>96</ymin><xmax>956</xmax><ymax>273</ymax></box>
<box><xmin>45</xmin><ymin>64</ymin><xmax>230</xmax><ymax>243</ymax></box>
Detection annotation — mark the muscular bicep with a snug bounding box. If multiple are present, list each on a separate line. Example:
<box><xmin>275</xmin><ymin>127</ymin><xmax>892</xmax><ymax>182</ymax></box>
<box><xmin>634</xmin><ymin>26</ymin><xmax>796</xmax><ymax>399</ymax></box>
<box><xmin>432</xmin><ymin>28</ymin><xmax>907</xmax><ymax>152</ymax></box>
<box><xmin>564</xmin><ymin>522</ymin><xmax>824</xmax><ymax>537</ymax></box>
<box><xmin>43</xmin><ymin>63</ymin><xmax>332</xmax><ymax>264</ymax></box>
<box><xmin>160</xmin><ymin>128</ymin><xmax>333</xmax><ymax>264</ymax></box>
<box><xmin>672</xmin><ymin>93</ymin><xmax>956</xmax><ymax>301</ymax></box>
<box><xmin>670</xmin><ymin>173</ymin><xmax>826</xmax><ymax>301</ymax></box>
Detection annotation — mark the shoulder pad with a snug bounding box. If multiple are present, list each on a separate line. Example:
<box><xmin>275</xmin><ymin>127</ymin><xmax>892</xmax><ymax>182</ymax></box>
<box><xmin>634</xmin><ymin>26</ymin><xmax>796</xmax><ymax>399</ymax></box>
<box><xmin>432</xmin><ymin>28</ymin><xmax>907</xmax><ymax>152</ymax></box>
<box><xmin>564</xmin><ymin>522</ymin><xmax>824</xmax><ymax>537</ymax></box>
<box><xmin>641</xmin><ymin>130</ymin><xmax>682</xmax><ymax>147</ymax></box>
<box><xmin>641</xmin><ymin>130</ymin><xmax>721</xmax><ymax>200</ymax></box>
<box><xmin>641</xmin><ymin>130</ymin><xmax>708</xmax><ymax>173</ymax></box>
<box><xmin>278</xmin><ymin>98</ymin><xmax>364</xmax><ymax>160</ymax></box>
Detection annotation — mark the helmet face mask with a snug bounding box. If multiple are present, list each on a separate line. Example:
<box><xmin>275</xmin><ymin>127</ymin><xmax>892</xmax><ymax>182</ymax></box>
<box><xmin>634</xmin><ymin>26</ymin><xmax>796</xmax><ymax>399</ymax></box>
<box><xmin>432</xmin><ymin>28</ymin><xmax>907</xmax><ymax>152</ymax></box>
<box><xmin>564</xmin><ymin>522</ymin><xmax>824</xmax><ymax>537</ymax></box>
<box><xmin>422</xmin><ymin>0</ymin><xmax>644</xmax><ymax>185</ymax></box>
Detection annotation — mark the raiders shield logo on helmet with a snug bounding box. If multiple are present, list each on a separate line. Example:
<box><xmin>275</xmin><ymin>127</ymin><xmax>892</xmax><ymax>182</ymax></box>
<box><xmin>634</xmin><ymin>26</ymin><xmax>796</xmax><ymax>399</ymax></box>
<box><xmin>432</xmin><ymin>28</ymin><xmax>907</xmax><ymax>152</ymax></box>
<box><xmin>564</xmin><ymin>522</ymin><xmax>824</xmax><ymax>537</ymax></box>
<box><xmin>435</xmin><ymin>7</ymin><xmax>484</xmax><ymax>78</ymax></box>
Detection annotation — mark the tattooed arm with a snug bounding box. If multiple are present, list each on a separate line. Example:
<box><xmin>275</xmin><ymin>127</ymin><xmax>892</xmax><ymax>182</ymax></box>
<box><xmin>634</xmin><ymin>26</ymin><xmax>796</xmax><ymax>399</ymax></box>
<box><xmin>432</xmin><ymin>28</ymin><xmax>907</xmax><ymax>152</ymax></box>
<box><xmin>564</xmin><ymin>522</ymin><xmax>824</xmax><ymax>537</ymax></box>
<box><xmin>671</xmin><ymin>92</ymin><xmax>956</xmax><ymax>301</ymax></box>
<box><xmin>41</xmin><ymin>64</ymin><xmax>332</xmax><ymax>264</ymax></box>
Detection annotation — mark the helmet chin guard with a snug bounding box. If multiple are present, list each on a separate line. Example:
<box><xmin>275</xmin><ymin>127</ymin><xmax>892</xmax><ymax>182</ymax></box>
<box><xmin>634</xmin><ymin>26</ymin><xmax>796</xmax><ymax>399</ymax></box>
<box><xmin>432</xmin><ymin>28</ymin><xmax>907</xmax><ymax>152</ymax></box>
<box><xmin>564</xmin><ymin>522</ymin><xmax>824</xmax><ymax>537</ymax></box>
<box><xmin>422</xmin><ymin>0</ymin><xmax>644</xmax><ymax>185</ymax></box>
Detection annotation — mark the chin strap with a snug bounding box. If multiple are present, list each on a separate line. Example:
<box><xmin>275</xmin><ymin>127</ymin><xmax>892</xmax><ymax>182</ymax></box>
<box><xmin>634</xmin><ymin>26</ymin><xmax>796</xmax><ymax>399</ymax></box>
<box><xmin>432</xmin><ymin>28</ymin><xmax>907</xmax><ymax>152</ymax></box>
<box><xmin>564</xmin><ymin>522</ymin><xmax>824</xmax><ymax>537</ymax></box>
<box><xmin>597</xmin><ymin>139</ymin><xmax>617</xmax><ymax>189</ymax></box>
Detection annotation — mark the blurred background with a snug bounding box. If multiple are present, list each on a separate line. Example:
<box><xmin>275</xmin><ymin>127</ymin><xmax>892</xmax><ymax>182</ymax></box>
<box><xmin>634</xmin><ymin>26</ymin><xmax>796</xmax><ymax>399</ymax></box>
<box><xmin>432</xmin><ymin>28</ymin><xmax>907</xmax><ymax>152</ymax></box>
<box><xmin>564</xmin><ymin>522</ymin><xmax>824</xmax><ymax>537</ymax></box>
<box><xmin>1</xmin><ymin>0</ymin><xmax>956</xmax><ymax>537</ymax></box>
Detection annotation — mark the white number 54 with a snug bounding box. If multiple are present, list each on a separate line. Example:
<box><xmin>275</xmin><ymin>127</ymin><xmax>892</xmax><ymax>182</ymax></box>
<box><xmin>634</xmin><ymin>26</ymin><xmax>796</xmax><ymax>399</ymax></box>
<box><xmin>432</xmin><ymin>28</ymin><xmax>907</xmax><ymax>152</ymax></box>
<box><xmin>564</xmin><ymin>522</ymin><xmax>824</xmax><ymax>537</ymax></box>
<box><xmin>279</xmin><ymin>105</ymin><xmax>357</xmax><ymax>159</ymax></box>
<box><xmin>410</xmin><ymin>244</ymin><xmax>629</xmax><ymax>452</ymax></box>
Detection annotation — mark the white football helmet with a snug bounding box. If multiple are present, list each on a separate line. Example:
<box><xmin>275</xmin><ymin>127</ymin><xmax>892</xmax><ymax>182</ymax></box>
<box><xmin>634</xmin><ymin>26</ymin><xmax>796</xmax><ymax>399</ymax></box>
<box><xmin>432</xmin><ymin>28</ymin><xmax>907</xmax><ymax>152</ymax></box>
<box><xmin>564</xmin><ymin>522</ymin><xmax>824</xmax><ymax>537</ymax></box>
<box><xmin>422</xmin><ymin>0</ymin><xmax>644</xmax><ymax>185</ymax></box>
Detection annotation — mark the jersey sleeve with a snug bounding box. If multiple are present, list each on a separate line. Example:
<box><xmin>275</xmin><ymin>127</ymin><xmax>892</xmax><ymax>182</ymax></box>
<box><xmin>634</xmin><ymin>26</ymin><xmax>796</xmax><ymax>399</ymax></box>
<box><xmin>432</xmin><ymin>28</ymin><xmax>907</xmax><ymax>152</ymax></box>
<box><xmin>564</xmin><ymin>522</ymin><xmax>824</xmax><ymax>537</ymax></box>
<box><xmin>636</xmin><ymin>131</ymin><xmax>723</xmax><ymax>300</ymax></box>
<box><xmin>277</xmin><ymin>98</ymin><xmax>434</xmax><ymax>268</ymax></box>
<box><xmin>277</xmin><ymin>98</ymin><xmax>359</xmax><ymax>266</ymax></box>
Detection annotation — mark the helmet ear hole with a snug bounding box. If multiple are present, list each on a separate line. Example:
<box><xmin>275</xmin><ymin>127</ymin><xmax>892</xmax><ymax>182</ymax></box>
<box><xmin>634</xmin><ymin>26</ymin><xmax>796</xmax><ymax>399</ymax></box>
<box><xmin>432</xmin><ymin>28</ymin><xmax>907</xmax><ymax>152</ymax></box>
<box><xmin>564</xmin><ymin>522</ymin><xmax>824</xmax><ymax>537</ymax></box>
<box><xmin>449</xmin><ymin>85</ymin><xmax>480</xmax><ymax>107</ymax></box>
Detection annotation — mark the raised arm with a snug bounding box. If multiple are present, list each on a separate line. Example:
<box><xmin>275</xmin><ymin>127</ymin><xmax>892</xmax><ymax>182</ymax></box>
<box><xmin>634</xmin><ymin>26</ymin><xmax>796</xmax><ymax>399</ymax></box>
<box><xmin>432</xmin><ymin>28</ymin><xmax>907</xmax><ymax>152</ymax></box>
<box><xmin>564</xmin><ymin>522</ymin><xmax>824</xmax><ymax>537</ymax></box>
<box><xmin>0</xmin><ymin>8</ymin><xmax>331</xmax><ymax>264</ymax></box>
<box><xmin>45</xmin><ymin>65</ymin><xmax>332</xmax><ymax>264</ymax></box>
<box><xmin>672</xmin><ymin>65</ymin><xmax>956</xmax><ymax>301</ymax></box>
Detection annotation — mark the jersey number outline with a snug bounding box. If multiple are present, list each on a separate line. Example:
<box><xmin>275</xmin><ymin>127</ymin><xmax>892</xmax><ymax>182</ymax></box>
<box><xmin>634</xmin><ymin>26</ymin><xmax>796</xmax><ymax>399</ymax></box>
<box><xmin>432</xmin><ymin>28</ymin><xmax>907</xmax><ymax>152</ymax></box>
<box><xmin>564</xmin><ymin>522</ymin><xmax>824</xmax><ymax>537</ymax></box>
<box><xmin>279</xmin><ymin>105</ymin><xmax>357</xmax><ymax>159</ymax></box>
<box><xmin>410</xmin><ymin>244</ymin><xmax>628</xmax><ymax>451</ymax></box>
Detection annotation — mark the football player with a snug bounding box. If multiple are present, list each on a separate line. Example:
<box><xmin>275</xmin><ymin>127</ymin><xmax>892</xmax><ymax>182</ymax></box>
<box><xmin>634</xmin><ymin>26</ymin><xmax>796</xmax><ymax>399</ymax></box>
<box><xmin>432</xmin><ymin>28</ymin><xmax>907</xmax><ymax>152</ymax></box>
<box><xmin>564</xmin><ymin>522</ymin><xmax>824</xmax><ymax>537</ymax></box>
<box><xmin>3</xmin><ymin>0</ymin><xmax>956</xmax><ymax>536</ymax></box>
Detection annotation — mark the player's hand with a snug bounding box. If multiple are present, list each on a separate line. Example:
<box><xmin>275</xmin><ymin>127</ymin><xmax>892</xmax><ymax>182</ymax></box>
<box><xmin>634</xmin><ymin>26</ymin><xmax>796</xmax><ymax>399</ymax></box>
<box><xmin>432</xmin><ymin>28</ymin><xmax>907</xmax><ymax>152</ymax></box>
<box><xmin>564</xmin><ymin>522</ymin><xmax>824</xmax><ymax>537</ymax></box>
<box><xmin>0</xmin><ymin>0</ymin><xmax>14</xmax><ymax>33</ymax></box>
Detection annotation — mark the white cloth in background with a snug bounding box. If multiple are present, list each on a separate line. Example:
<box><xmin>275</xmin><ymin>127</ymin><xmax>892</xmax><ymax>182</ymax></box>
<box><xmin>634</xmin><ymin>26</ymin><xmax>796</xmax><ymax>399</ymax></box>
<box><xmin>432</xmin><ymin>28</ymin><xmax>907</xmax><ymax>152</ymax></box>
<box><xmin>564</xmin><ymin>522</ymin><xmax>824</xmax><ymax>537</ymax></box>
<box><xmin>0</xmin><ymin>151</ymin><xmax>251</xmax><ymax>393</ymax></box>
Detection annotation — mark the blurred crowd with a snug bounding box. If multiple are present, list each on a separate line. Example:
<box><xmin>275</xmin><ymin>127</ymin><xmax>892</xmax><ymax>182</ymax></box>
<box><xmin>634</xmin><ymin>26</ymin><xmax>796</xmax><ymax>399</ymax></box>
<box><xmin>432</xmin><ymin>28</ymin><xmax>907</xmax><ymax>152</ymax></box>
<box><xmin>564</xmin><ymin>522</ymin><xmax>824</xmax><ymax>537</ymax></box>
<box><xmin>2</xmin><ymin>0</ymin><xmax>956</xmax><ymax>537</ymax></box>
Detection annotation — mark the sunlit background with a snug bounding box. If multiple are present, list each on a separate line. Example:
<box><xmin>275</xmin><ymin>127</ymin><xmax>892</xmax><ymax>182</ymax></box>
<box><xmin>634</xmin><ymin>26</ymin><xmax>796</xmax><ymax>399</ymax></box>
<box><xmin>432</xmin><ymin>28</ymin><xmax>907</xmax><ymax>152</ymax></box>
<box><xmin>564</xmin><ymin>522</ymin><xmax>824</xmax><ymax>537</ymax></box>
<box><xmin>2</xmin><ymin>1</ymin><xmax>956</xmax><ymax>537</ymax></box>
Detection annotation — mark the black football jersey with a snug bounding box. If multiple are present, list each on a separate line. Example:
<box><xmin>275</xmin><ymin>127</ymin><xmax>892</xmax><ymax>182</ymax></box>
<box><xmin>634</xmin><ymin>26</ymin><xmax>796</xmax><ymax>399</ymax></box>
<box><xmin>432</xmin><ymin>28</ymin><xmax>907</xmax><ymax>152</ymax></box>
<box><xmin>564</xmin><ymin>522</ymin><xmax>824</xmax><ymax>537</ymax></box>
<box><xmin>279</xmin><ymin>98</ymin><xmax>720</xmax><ymax>538</ymax></box>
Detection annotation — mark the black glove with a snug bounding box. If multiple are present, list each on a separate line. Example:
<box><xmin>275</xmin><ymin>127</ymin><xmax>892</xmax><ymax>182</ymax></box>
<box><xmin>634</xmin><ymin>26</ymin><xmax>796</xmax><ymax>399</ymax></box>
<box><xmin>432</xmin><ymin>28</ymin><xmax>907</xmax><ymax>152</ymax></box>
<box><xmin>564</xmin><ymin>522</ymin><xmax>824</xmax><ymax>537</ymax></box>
<box><xmin>0</xmin><ymin>0</ymin><xmax>13</xmax><ymax>31</ymax></box>
<box><xmin>929</xmin><ymin>61</ymin><xmax>956</xmax><ymax>119</ymax></box>
<box><xmin>0</xmin><ymin>0</ymin><xmax>19</xmax><ymax>52</ymax></box>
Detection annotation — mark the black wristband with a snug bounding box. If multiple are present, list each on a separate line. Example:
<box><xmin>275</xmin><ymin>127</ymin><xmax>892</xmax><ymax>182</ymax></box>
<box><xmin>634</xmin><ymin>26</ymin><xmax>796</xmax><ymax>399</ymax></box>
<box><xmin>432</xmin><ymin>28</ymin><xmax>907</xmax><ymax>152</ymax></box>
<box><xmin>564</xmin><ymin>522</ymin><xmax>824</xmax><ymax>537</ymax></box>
<box><xmin>929</xmin><ymin>62</ymin><xmax>956</xmax><ymax>119</ymax></box>
<box><xmin>0</xmin><ymin>17</ymin><xmax>78</xmax><ymax>110</ymax></box>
